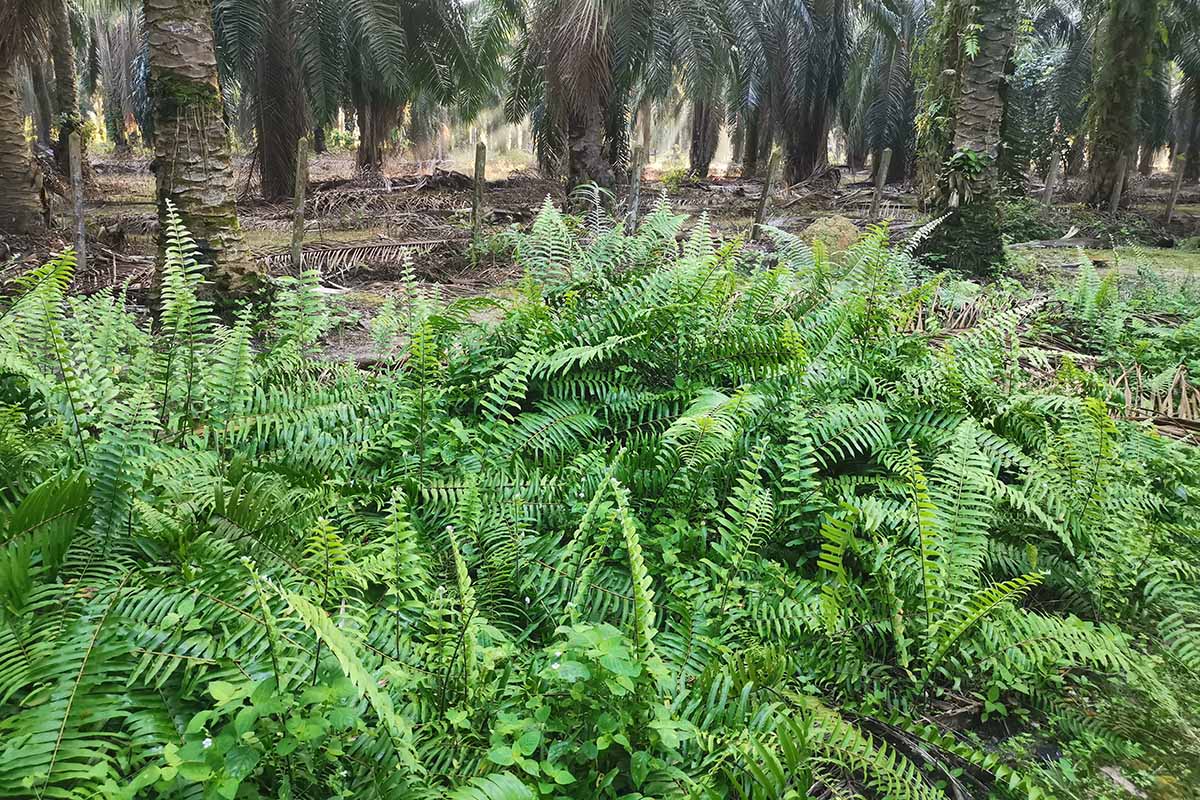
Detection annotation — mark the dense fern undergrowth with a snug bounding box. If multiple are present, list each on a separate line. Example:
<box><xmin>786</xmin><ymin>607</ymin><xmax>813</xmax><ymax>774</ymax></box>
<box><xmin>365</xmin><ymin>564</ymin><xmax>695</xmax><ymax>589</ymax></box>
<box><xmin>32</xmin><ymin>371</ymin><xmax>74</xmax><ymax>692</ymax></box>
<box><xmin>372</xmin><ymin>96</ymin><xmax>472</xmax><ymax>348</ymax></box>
<box><xmin>1</xmin><ymin>200</ymin><xmax>1199</xmax><ymax>800</ymax></box>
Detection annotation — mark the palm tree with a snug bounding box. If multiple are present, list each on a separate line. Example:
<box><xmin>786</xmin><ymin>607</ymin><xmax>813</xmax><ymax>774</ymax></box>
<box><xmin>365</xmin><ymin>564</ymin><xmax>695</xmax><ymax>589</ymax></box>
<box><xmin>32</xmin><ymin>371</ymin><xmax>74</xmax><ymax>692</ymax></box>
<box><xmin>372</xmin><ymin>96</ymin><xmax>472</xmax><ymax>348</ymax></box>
<box><xmin>510</xmin><ymin>0</ymin><xmax>620</xmax><ymax>190</ymax></box>
<box><xmin>48</xmin><ymin>0</ymin><xmax>83</xmax><ymax>176</ymax></box>
<box><xmin>144</xmin><ymin>0</ymin><xmax>256</xmax><ymax>298</ymax></box>
<box><xmin>645</xmin><ymin>1</ymin><xmax>732</xmax><ymax>179</ymax></box>
<box><xmin>919</xmin><ymin>0</ymin><xmax>1020</xmax><ymax>273</ymax></box>
<box><xmin>29</xmin><ymin>59</ymin><xmax>54</xmax><ymax>147</ymax></box>
<box><xmin>213</xmin><ymin>0</ymin><xmax>307</xmax><ymax>199</ymax></box>
<box><xmin>839</xmin><ymin>0</ymin><xmax>931</xmax><ymax>183</ymax></box>
<box><xmin>728</xmin><ymin>0</ymin><xmax>851</xmax><ymax>186</ymax></box>
<box><xmin>1000</xmin><ymin>0</ymin><xmax>1094</xmax><ymax>179</ymax></box>
<box><xmin>1084</xmin><ymin>0</ymin><xmax>1160</xmax><ymax>206</ymax></box>
<box><xmin>1167</xmin><ymin>0</ymin><xmax>1200</xmax><ymax>182</ymax></box>
<box><xmin>93</xmin><ymin>10</ymin><xmax>141</xmax><ymax>154</ymax></box>
<box><xmin>511</xmin><ymin>0</ymin><xmax>676</xmax><ymax>191</ymax></box>
<box><xmin>0</xmin><ymin>0</ymin><xmax>51</xmax><ymax>235</ymax></box>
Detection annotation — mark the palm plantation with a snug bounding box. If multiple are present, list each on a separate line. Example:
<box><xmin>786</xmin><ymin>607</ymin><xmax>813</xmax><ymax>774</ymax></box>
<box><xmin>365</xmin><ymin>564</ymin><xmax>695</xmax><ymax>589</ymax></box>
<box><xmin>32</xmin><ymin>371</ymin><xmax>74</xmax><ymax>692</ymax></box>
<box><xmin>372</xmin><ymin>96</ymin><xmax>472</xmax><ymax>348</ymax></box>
<box><xmin>3</xmin><ymin>1</ymin><xmax>1200</xmax><ymax>799</ymax></box>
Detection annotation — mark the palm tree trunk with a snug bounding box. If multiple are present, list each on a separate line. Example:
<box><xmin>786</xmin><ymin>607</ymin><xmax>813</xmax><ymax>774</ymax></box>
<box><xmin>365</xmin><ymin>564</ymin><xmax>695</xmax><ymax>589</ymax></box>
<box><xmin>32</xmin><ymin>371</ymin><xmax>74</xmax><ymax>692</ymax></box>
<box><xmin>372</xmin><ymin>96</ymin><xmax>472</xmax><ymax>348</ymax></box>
<box><xmin>1138</xmin><ymin>143</ymin><xmax>1154</xmax><ymax>176</ymax></box>
<box><xmin>640</xmin><ymin>101</ymin><xmax>652</xmax><ymax>157</ymax></box>
<box><xmin>356</xmin><ymin>96</ymin><xmax>401</xmax><ymax>174</ymax></box>
<box><xmin>0</xmin><ymin>63</ymin><xmax>45</xmax><ymax>234</ymax></box>
<box><xmin>1067</xmin><ymin>134</ymin><xmax>1086</xmax><ymax>176</ymax></box>
<box><xmin>312</xmin><ymin>126</ymin><xmax>326</xmax><ymax>154</ymax></box>
<box><xmin>782</xmin><ymin>115</ymin><xmax>827</xmax><ymax>185</ymax></box>
<box><xmin>688</xmin><ymin>99</ymin><xmax>720</xmax><ymax>179</ymax></box>
<box><xmin>105</xmin><ymin>91</ymin><xmax>129</xmax><ymax>154</ymax></box>
<box><xmin>567</xmin><ymin>101</ymin><xmax>614</xmax><ymax>193</ymax></box>
<box><xmin>144</xmin><ymin>0</ymin><xmax>255</xmax><ymax>300</ymax></box>
<box><xmin>1084</xmin><ymin>0</ymin><xmax>1158</xmax><ymax>206</ymax></box>
<box><xmin>1186</xmin><ymin>117</ymin><xmax>1200</xmax><ymax>184</ymax></box>
<box><xmin>29</xmin><ymin>60</ymin><xmax>54</xmax><ymax>148</ymax></box>
<box><xmin>49</xmin><ymin>0</ymin><xmax>82</xmax><ymax>177</ymax></box>
<box><xmin>743</xmin><ymin>107</ymin><xmax>761</xmax><ymax>177</ymax></box>
<box><xmin>922</xmin><ymin>0</ymin><xmax>1019</xmax><ymax>273</ymax></box>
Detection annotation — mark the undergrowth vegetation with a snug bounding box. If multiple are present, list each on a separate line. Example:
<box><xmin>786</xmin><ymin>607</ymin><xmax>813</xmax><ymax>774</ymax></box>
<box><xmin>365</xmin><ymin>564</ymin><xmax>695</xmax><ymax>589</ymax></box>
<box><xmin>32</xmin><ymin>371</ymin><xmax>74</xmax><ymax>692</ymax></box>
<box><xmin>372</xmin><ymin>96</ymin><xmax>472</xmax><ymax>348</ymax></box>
<box><xmin>1</xmin><ymin>201</ymin><xmax>1198</xmax><ymax>799</ymax></box>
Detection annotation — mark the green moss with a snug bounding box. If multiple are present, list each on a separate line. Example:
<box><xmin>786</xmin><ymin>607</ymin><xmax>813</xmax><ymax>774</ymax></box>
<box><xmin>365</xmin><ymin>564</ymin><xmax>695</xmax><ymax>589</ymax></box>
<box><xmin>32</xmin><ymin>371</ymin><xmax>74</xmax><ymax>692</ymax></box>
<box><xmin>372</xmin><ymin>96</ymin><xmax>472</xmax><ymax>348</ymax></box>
<box><xmin>924</xmin><ymin>199</ymin><xmax>1005</xmax><ymax>275</ymax></box>
<box><xmin>151</xmin><ymin>75</ymin><xmax>222</xmax><ymax>115</ymax></box>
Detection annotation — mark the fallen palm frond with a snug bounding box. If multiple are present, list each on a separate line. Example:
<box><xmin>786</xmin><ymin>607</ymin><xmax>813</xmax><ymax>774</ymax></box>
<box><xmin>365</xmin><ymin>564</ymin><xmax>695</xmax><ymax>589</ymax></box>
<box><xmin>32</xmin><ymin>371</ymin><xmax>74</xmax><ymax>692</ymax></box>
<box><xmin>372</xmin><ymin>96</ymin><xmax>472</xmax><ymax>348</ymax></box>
<box><xmin>254</xmin><ymin>237</ymin><xmax>466</xmax><ymax>275</ymax></box>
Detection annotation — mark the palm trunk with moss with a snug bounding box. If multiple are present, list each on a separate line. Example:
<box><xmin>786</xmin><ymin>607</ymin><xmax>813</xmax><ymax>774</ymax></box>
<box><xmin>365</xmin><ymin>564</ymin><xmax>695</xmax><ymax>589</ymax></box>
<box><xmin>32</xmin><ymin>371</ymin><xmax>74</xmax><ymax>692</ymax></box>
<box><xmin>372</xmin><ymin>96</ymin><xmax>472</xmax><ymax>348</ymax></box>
<box><xmin>1083</xmin><ymin>0</ymin><xmax>1158</xmax><ymax>207</ymax></box>
<box><xmin>0</xmin><ymin>62</ymin><xmax>45</xmax><ymax>234</ymax></box>
<box><xmin>144</xmin><ymin>0</ymin><xmax>256</xmax><ymax>299</ymax></box>
<box><xmin>918</xmin><ymin>0</ymin><xmax>1018</xmax><ymax>274</ymax></box>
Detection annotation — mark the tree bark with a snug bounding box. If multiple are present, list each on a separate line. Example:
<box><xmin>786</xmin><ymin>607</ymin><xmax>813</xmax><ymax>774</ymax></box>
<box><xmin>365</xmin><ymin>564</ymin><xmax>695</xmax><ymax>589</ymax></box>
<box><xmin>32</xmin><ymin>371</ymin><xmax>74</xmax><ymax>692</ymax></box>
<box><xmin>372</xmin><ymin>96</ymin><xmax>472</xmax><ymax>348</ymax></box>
<box><xmin>312</xmin><ymin>125</ymin><xmax>326</xmax><ymax>154</ymax></box>
<box><xmin>29</xmin><ymin>60</ymin><xmax>54</xmax><ymax>147</ymax></box>
<box><xmin>782</xmin><ymin>114</ymin><xmax>828</xmax><ymax>185</ymax></box>
<box><xmin>1084</xmin><ymin>0</ymin><xmax>1158</xmax><ymax>206</ymax></box>
<box><xmin>921</xmin><ymin>0</ymin><xmax>1019</xmax><ymax>273</ymax></box>
<box><xmin>567</xmin><ymin>100</ymin><xmax>614</xmax><ymax>193</ymax></box>
<box><xmin>688</xmin><ymin>99</ymin><xmax>720</xmax><ymax>179</ymax></box>
<box><xmin>144</xmin><ymin>0</ymin><xmax>256</xmax><ymax>300</ymax></box>
<box><xmin>950</xmin><ymin>2</ymin><xmax>1015</xmax><ymax>163</ymax></box>
<box><xmin>640</xmin><ymin>101</ymin><xmax>652</xmax><ymax>157</ymax></box>
<box><xmin>1138</xmin><ymin>143</ymin><xmax>1154</xmax><ymax>176</ymax></box>
<box><xmin>356</xmin><ymin>96</ymin><xmax>401</xmax><ymax>174</ymax></box>
<box><xmin>49</xmin><ymin>0</ymin><xmax>82</xmax><ymax>177</ymax></box>
<box><xmin>254</xmin><ymin>0</ymin><xmax>306</xmax><ymax>201</ymax></box>
<box><xmin>1184</xmin><ymin>111</ymin><xmax>1200</xmax><ymax>183</ymax></box>
<box><xmin>743</xmin><ymin>107</ymin><xmax>761</xmax><ymax>177</ymax></box>
<box><xmin>0</xmin><ymin>63</ymin><xmax>45</xmax><ymax>234</ymax></box>
<box><xmin>1067</xmin><ymin>133</ymin><xmax>1086</xmax><ymax>176</ymax></box>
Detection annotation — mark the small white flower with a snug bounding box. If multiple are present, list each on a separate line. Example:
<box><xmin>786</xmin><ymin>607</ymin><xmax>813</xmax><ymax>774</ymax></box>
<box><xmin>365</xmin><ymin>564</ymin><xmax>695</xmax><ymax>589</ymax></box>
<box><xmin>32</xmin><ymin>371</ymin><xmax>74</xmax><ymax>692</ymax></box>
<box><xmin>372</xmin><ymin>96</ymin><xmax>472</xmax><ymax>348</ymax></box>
<box><xmin>446</xmin><ymin>524</ymin><xmax>455</xmax><ymax>533</ymax></box>
<box><xmin>524</xmin><ymin>596</ymin><xmax>531</xmax><ymax>605</ymax></box>
<box><xmin>554</xmin><ymin>650</ymin><xmax>562</xmax><ymax>657</ymax></box>
<box><xmin>551</xmin><ymin>662</ymin><xmax>561</xmax><ymax>670</ymax></box>
<box><xmin>202</xmin><ymin>737</ymin><xmax>213</xmax><ymax>749</ymax></box>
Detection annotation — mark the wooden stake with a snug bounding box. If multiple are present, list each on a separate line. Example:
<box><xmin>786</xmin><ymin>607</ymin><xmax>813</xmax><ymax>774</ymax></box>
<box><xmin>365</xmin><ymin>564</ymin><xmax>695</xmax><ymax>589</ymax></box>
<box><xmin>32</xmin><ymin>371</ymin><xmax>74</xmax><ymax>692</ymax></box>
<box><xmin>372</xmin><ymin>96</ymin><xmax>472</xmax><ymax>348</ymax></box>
<box><xmin>1108</xmin><ymin>155</ymin><xmax>1128</xmax><ymax>215</ymax></box>
<box><xmin>1042</xmin><ymin>156</ymin><xmax>1061</xmax><ymax>205</ymax></box>
<box><xmin>869</xmin><ymin>147</ymin><xmax>892</xmax><ymax>219</ymax></box>
<box><xmin>472</xmin><ymin>140</ymin><xmax>487</xmax><ymax>235</ymax></box>
<box><xmin>752</xmin><ymin>149</ymin><xmax>780</xmax><ymax>241</ymax></box>
<box><xmin>68</xmin><ymin>131</ymin><xmax>86</xmax><ymax>271</ymax></box>
<box><xmin>290</xmin><ymin>136</ymin><xmax>310</xmax><ymax>273</ymax></box>
<box><xmin>626</xmin><ymin>146</ymin><xmax>643</xmax><ymax>233</ymax></box>
<box><xmin>1166</xmin><ymin>155</ymin><xmax>1186</xmax><ymax>225</ymax></box>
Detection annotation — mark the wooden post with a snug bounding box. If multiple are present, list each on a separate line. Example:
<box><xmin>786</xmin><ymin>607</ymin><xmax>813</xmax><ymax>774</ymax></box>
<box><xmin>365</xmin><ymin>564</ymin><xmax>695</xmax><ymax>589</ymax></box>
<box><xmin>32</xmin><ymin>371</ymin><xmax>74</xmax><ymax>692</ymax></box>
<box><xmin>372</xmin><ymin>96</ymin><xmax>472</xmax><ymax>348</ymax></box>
<box><xmin>1107</xmin><ymin>155</ymin><xmax>1128</xmax><ymax>215</ymax></box>
<box><xmin>1042</xmin><ymin>156</ymin><xmax>1061</xmax><ymax>206</ymax></box>
<box><xmin>289</xmin><ymin>137</ymin><xmax>309</xmax><ymax>273</ymax></box>
<box><xmin>472</xmin><ymin>140</ymin><xmax>487</xmax><ymax>235</ymax></box>
<box><xmin>68</xmin><ymin>131</ymin><xmax>86</xmax><ymax>271</ymax></box>
<box><xmin>1166</xmin><ymin>155</ymin><xmax>1186</xmax><ymax>225</ymax></box>
<box><xmin>626</xmin><ymin>146</ymin><xmax>643</xmax><ymax>233</ymax></box>
<box><xmin>869</xmin><ymin>148</ymin><xmax>892</xmax><ymax>219</ymax></box>
<box><xmin>752</xmin><ymin>149</ymin><xmax>780</xmax><ymax>242</ymax></box>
